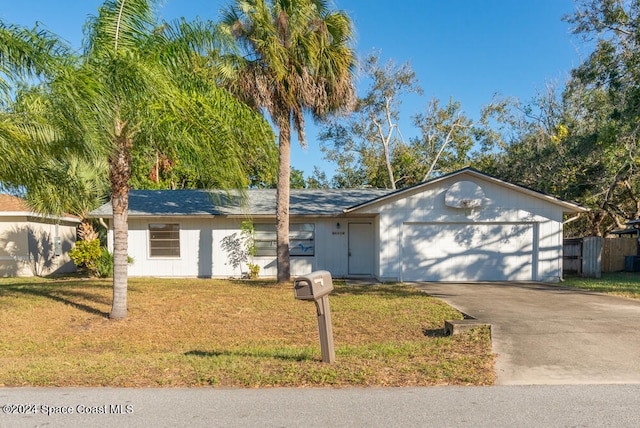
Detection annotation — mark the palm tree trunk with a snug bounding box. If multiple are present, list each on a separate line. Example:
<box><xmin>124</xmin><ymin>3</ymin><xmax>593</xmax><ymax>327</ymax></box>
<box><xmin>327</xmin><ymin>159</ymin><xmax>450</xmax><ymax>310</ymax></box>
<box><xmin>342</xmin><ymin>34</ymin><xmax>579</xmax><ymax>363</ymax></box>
<box><xmin>110</xmin><ymin>189</ymin><xmax>129</xmax><ymax>320</ymax></box>
<box><xmin>276</xmin><ymin>121</ymin><xmax>291</xmax><ymax>283</ymax></box>
<box><xmin>109</xmin><ymin>123</ymin><xmax>132</xmax><ymax>320</ymax></box>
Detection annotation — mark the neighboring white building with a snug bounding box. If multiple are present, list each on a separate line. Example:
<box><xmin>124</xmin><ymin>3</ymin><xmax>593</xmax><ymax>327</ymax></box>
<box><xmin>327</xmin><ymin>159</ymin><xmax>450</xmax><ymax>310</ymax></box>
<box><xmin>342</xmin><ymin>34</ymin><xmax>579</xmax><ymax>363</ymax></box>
<box><xmin>0</xmin><ymin>194</ymin><xmax>80</xmax><ymax>277</ymax></box>
<box><xmin>88</xmin><ymin>168</ymin><xmax>587</xmax><ymax>282</ymax></box>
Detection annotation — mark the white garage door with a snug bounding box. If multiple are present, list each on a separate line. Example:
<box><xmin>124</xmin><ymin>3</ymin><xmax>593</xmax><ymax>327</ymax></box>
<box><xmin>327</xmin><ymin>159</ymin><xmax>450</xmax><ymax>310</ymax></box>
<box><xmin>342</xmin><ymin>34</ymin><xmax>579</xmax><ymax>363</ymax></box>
<box><xmin>402</xmin><ymin>223</ymin><xmax>534</xmax><ymax>282</ymax></box>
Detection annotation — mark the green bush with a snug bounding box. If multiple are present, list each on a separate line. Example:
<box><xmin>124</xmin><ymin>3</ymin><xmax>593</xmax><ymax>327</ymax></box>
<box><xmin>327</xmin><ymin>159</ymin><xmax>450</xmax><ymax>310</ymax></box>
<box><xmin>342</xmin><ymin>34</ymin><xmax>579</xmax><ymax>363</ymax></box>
<box><xmin>70</xmin><ymin>241</ymin><xmax>132</xmax><ymax>278</ymax></box>
<box><xmin>95</xmin><ymin>249</ymin><xmax>134</xmax><ymax>278</ymax></box>
<box><xmin>246</xmin><ymin>263</ymin><xmax>261</xmax><ymax>279</ymax></box>
<box><xmin>95</xmin><ymin>247</ymin><xmax>114</xmax><ymax>278</ymax></box>
<box><xmin>69</xmin><ymin>239</ymin><xmax>101</xmax><ymax>276</ymax></box>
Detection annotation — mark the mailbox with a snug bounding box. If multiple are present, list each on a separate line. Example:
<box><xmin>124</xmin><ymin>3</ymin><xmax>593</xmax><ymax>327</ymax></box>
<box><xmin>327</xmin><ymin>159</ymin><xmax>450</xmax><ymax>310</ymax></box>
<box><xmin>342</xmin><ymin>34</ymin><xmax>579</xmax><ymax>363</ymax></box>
<box><xmin>293</xmin><ymin>270</ymin><xmax>333</xmax><ymax>301</ymax></box>
<box><xmin>293</xmin><ymin>270</ymin><xmax>336</xmax><ymax>363</ymax></box>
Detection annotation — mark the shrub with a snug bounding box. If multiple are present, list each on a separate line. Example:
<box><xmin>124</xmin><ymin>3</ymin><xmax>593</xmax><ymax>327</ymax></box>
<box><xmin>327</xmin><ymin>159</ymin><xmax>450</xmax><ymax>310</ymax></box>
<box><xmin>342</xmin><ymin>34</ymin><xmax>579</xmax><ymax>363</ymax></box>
<box><xmin>69</xmin><ymin>239</ymin><xmax>101</xmax><ymax>276</ymax></box>
<box><xmin>221</xmin><ymin>220</ymin><xmax>259</xmax><ymax>279</ymax></box>
<box><xmin>95</xmin><ymin>249</ymin><xmax>134</xmax><ymax>278</ymax></box>
<box><xmin>70</xmin><ymin>240</ymin><xmax>133</xmax><ymax>278</ymax></box>
<box><xmin>246</xmin><ymin>263</ymin><xmax>261</xmax><ymax>279</ymax></box>
<box><xmin>95</xmin><ymin>247</ymin><xmax>114</xmax><ymax>278</ymax></box>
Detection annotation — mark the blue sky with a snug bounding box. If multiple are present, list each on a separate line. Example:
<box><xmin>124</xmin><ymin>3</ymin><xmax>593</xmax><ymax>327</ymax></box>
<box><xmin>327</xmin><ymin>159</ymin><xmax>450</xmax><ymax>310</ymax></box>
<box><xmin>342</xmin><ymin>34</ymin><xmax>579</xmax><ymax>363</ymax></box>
<box><xmin>0</xmin><ymin>0</ymin><xmax>586</xmax><ymax>181</ymax></box>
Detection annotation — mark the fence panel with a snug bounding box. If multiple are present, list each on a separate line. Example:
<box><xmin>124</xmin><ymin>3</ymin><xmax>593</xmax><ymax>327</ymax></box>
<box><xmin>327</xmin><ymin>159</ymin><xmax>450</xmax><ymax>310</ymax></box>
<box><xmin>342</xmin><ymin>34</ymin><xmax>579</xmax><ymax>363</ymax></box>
<box><xmin>564</xmin><ymin>237</ymin><xmax>639</xmax><ymax>276</ymax></box>
<box><xmin>602</xmin><ymin>238</ymin><xmax>637</xmax><ymax>272</ymax></box>
<box><xmin>582</xmin><ymin>236</ymin><xmax>602</xmax><ymax>278</ymax></box>
<box><xmin>563</xmin><ymin>238</ymin><xmax>582</xmax><ymax>275</ymax></box>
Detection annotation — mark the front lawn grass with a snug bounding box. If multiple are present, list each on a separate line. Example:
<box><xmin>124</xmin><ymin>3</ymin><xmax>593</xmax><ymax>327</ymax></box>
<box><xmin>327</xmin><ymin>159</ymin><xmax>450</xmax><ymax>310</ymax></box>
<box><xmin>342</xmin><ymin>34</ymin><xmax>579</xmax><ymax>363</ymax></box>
<box><xmin>0</xmin><ymin>277</ymin><xmax>494</xmax><ymax>387</ymax></box>
<box><xmin>562</xmin><ymin>272</ymin><xmax>640</xmax><ymax>299</ymax></box>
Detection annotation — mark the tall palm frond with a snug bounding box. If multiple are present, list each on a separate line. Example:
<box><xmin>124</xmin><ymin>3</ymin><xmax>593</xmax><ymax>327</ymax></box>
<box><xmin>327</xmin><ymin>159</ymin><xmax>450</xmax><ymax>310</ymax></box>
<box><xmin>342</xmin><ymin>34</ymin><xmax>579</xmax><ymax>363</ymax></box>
<box><xmin>83</xmin><ymin>0</ymin><xmax>155</xmax><ymax>58</ymax></box>
<box><xmin>25</xmin><ymin>154</ymin><xmax>109</xmax><ymax>218</ymax></box>
<box><xmin>0</xmin><ymin>21</ymin><xmax>67</xmax><ymax>104</ymax></box>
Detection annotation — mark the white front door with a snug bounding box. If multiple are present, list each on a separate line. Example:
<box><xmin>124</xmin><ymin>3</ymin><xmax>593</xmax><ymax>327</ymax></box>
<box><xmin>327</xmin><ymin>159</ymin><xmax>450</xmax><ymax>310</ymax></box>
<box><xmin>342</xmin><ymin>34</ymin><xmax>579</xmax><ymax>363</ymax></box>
<box><xmin>348</xmin><ymin>222</ymin><xmax>373</xmax><ymax>275</ymax></box>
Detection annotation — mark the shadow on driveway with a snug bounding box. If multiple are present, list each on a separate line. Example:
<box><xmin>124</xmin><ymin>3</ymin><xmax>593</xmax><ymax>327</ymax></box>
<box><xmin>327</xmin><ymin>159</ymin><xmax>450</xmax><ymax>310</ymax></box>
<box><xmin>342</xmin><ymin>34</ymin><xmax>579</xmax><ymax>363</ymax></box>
<box><xmin>414</xmin><ymin>282</ymin><xmax>640</xmax><ymax>385</ymax></box>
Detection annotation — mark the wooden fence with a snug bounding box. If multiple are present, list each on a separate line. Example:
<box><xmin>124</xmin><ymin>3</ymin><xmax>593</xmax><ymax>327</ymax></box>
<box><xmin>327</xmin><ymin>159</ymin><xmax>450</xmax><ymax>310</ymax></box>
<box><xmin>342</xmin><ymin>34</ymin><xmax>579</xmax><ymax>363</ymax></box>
<box><xmin>602</xmin><ymin>237</ymin><xmax>638</xmax><ymax>272</ymax></box>
<box><xmin>563</xmin><ymin>238</ymin><xmax>583</xmax><ymax>275</ymax></box>
<box><xmin>563</xmin><ymin>237</ymin><xmax>638</xmax><ymax>276</ymax></box>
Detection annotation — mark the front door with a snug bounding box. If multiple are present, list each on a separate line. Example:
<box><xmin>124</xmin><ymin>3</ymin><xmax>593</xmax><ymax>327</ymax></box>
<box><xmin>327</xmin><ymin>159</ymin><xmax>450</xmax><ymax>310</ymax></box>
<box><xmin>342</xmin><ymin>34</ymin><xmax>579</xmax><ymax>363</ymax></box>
<box><xmin>348</xmin><ymin>222</ymin><xmax>373</xmax><ymax>275</ymax></box>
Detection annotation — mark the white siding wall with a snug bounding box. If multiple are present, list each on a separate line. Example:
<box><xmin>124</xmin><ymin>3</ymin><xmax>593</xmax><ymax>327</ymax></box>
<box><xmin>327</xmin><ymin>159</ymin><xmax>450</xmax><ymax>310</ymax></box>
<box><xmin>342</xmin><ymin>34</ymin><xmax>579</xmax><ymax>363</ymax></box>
<box><xmin>0</xmin><ymin>217</ymin><xmax>29</xmax><ymax>276</ymax></box>
<box><xmin>117</xmin><ymin>217</ymin><xmax>365</xmax><ymax>278</ymax></box>
<box><xmin>354</xmin><ymin>176</ymin><xmax>565</xmax><ymax>282</ymax></box>
<box><xmin>0</xmin><ymin>217</ymin><xmax>77</xmax><ymax>277</ymax></box>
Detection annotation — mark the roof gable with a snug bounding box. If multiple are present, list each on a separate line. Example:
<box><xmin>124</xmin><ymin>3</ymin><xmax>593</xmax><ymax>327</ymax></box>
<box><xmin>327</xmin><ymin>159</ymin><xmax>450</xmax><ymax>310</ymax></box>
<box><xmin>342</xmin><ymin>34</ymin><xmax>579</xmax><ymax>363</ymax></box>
<box><xmin>345</xmin><ymin>168</ymin><xmax>588</xmax><ymax>214</ymax></box>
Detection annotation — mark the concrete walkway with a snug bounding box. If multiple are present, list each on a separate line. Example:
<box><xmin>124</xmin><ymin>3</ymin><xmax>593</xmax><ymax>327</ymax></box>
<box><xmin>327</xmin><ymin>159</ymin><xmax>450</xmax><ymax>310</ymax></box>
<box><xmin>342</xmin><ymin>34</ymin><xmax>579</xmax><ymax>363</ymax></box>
<box><xmin>414</xmin><ymin>282</ymin><xmax>640</xmax><ymax>385</ymax></box>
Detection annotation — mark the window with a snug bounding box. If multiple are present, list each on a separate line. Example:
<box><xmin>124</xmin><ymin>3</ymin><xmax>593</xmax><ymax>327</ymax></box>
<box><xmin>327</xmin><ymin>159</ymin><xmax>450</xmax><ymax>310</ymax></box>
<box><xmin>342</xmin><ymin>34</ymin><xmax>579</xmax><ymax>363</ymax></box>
<box><xmin>149</xmin><ymin>223</ymin><xmax>180</xmax><ymax>257</ymax></box>
<box><xmin>254</xmin><ymin>224</ymin><xmax>277</xmax><ymax>257</ymax></box>
<box><xmin>290</xmin><ymin>223</ymin><xmax>315</xmax><ymax>256</ymax></box>
<box><xmin>254</xmin><ymin>223</ymin><xmax>315</xmax><ymax>257</ymax></box>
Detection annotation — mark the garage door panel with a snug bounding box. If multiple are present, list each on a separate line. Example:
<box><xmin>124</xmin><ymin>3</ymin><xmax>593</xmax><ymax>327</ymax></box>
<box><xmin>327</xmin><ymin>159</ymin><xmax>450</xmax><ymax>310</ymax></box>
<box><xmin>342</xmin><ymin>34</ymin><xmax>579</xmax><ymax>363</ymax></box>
<box><xmin>402</xmin><ymin>223</ymin><xmax>534</xmax><ymax>282</ymax></box>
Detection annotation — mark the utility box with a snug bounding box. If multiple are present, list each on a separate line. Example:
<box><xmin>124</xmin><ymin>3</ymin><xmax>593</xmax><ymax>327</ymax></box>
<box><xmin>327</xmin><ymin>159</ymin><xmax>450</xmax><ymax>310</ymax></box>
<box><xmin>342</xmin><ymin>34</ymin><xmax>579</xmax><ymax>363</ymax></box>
<box><xmin>293</xmin><ymin>270</ymin><xmax>333</xmax><ymax>300</ymax></box>
<box><xmin>624</xmin><ymin>255</ymin><xmax>640</xmax><ymax>272</ymax></box>
<box><xmin>293</xmin><ymin>270</ymin><xmax>335</xmax><ymax>363</ymax></box>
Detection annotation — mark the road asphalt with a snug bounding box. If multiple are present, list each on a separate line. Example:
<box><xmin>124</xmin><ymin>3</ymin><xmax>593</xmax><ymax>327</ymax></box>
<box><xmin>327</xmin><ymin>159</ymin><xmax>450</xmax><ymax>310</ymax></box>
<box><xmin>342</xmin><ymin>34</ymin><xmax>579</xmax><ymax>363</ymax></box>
<box><xmin>2</xmin><ymin>385</ymin><xmax>640</xmax><ymax>427</ymax></box>
<box><xmin>414</xmin><ymin>282</ymin><xmax>640</xmax><ymax>385</ymax></box>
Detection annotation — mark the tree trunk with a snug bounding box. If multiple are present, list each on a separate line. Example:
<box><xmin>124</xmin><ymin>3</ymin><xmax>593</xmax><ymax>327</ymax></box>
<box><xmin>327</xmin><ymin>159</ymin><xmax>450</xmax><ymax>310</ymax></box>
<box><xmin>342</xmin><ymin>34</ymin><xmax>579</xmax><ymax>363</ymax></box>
<box><xmin>110</xmin><ymin>190</ymin><xmax>129</xmax><ymax>320</ymax></box>
<box><xmin>109</xmin><ymin>121</ymin><xmax>132</xmax><ymax>320</ymax></box>
<box><xmin>382</xmin><ymin>139</ymin><xmax>396</xmax><ymax>190</ymax></box>
<box><xmin>373</xmin><ymin>110</ymin><xmax>397</xmax><ymax>190</ymax></box>
<box><xmin>591</xmin><ymin>211</ymin><xmax>606</xmax><ymax>237</ymax></box>
<box><xmin>276</xmin><ymin>121</ymin><xmax>291</xmax><ymax>283</ymax></box>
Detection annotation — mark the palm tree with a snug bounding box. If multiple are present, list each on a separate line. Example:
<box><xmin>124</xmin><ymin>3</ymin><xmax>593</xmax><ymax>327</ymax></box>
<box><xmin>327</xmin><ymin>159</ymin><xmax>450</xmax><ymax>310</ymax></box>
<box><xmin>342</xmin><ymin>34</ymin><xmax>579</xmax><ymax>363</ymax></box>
<box><xmin>0</xmin><ymin>21</ymin><xmax>67</xmax><ymax>193</ymax></box>
<box><xmin>79</xmin><ymin>0</ymin><xmax>275</xmax><ymax>319</ymax></box>
<box><xmin>220</xmin><ymin>0</ymin><xmax>356</xmax><ymax>282</ymax></box>
<box><xmin>2</xmin><ymin>1</ymin><xmax>274</xmax><ymax>319</ymax></box>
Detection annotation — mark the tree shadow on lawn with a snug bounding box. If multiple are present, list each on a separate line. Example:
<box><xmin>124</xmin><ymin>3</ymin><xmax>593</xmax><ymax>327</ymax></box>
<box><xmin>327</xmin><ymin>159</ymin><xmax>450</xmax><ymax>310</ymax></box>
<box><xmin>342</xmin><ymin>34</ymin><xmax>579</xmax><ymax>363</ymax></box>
<box><xmin>422</xmin><ymin>328</ymin><xmax>448</xmax><ymax>337</ymax></box>
<box><xmin>330</xmin><ymin>284</ymin><xmax>425</xmax><ymax>299</ymax></box>
<box><xmin>0</xmin><ymin>283</ymin><xmax>110</xmax><ymax>318</ymax></box>
<box><xmin>226</xmin><ymin>279</ymin><xmax>286</xmax><ymax>288</ymax></box>
<box><xmin>184</xmin><ymin>349</ymin><xmax>315</xmax><ymax>362</ymax></box>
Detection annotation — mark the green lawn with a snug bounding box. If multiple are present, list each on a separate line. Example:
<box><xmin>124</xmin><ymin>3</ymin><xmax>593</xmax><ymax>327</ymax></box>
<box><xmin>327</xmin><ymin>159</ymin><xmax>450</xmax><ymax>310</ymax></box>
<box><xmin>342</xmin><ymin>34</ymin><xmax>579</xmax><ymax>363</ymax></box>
<box><xmin>0</xmin><ymin>276</ymin><xmax>494</xmax><ymax>387</ymax></box>
<box><xmin>562</xmin><ymin>272</ymin><xmax>640</xmax><ymax>299</ymax></box>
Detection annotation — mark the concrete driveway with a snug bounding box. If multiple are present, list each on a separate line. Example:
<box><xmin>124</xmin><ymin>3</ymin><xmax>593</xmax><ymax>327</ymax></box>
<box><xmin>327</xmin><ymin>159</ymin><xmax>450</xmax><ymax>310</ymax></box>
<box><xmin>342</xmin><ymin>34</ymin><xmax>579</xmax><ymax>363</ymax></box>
<box><xmin>414</xmin><ymin>282</ymin><xmax>640</xmax><ymax>385</ymax></box>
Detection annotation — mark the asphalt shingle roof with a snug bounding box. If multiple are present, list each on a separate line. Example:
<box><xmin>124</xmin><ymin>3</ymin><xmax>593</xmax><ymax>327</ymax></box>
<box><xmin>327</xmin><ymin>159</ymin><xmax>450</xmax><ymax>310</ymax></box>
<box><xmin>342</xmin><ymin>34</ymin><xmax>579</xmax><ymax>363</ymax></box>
<box><xmin>88</xmin><ymin>188</ymin><xmax>392</xmax><ymax>218</ymax></box>
<box><xmin>0</xmin><ymin>194</ymin><xmax>30</xmax><ymax>212</ymax></box>
<box><xmin>0</xmin><ymin>194</ymin><xmax>80</xmax><ymax>221</ymax></box>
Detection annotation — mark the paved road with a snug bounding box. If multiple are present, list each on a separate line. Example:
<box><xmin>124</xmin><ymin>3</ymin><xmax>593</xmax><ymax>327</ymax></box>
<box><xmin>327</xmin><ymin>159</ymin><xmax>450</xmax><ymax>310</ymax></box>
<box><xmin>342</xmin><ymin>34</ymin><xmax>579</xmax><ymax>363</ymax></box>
<box><xmin>415</xmin><ymin>282</ymin><xmax>640</xmax><ymax>385</ymax></box>
<box><xmin>2</xmin><ymin>385</ymin><xmax>640</xmax><ymax>427</ymax></box>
